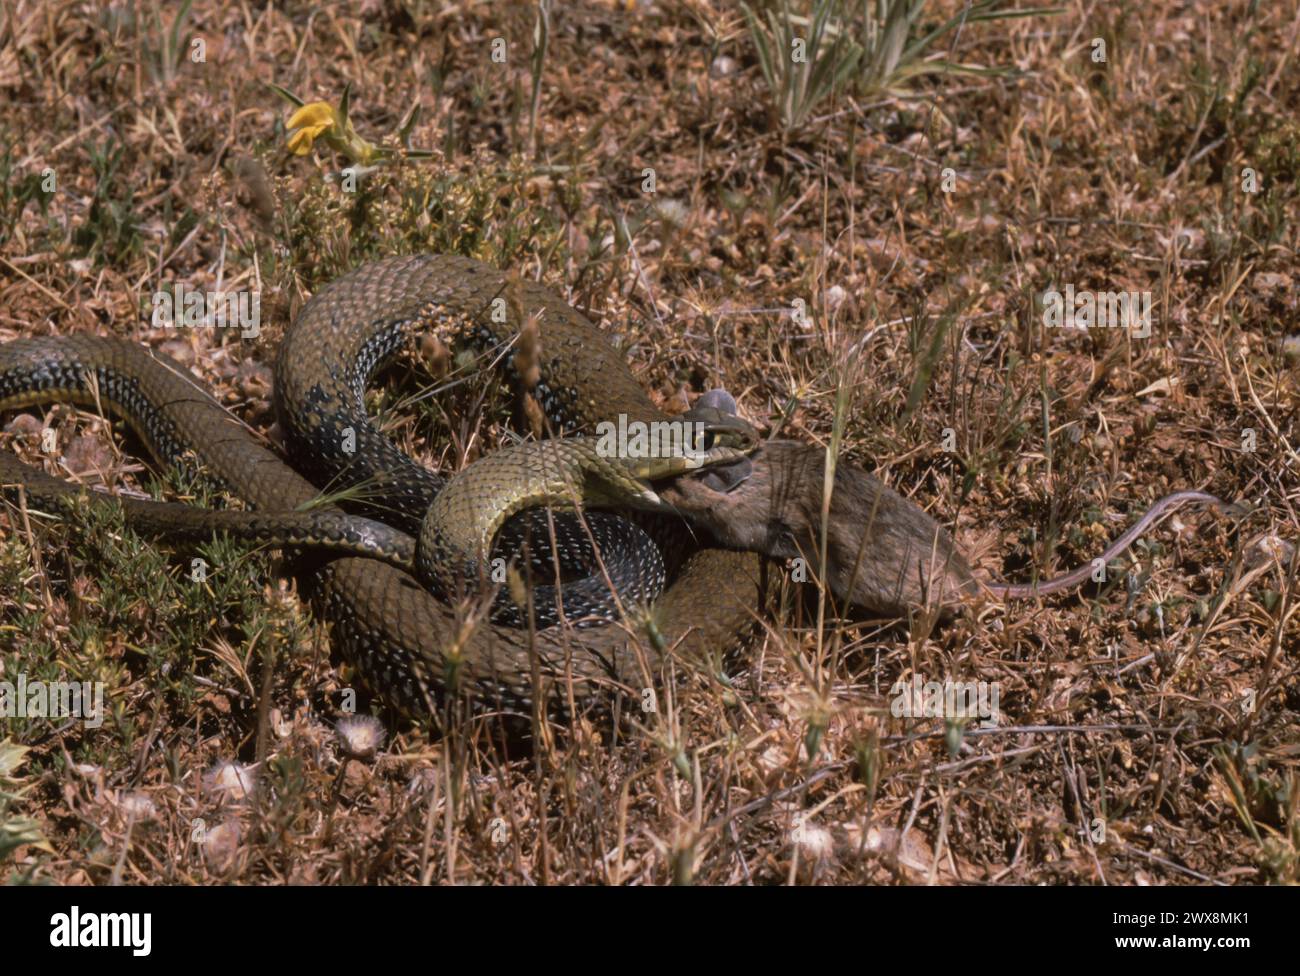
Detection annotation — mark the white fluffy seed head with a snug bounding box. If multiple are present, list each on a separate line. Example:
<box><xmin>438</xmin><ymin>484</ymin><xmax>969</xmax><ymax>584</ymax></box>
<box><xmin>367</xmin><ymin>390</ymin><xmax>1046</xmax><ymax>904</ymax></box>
<box><xmin>204</xmin><ymin>761</ymin><xmax>256</xmax><ymax>802</ymax></box>
<box><xmin>335</xmin><ymin>714</ymin><xmax>386</xmax><ymax>761</ymax></box>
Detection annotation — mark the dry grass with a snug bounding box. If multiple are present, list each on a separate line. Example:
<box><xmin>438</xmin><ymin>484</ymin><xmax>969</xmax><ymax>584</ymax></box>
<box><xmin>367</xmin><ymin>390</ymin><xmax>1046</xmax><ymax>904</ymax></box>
<box><xmin>0</xmin><ymin>0</ymin><xmax>1297</xmax><ymax>885</ymax></box>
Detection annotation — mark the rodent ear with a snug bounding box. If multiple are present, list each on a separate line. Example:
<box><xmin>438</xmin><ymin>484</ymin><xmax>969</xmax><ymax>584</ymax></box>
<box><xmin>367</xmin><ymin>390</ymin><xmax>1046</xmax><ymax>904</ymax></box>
<box><xmin>696</xmin><ymin>388</ymin><xmax>737</xmax><ymax>414</ymax></box>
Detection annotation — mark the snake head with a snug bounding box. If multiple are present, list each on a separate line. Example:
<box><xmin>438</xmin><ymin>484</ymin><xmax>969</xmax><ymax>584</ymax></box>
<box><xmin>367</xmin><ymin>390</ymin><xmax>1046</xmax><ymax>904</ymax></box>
<box><xmin>683</xmin><ymin>390</ymin><xmax>759</xmax><ymax>452</ymax></box>
<box><xmin>590</xmin><ymin>390</ymin><xmax>760</xmax><ymax>506</ymax></box>
<box><xmin>681</xmin><ymin>390</ymin><xmax>758</xmax><ymax>491</ymax></box>
<box><xmin>692</xmin><ymin>411</ymin><xmax>758</xmax><ymax>453</ymax></box>
<box><xmin>669</xmin><ymin>399</ymin><xmax>759</xmax><ymax>480</ymax></box>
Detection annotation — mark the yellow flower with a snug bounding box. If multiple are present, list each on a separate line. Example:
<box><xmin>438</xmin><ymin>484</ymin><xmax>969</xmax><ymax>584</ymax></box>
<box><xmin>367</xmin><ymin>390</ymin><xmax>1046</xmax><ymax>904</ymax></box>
<box><xmin>285</xmin><ymin>101</ymin><xmax>339</xmax><ymax>156</ymax></box>
<box><xmin>284</xmin><ymin>99</ymin><xmax>379</xmax><ymax>164</ymax></box>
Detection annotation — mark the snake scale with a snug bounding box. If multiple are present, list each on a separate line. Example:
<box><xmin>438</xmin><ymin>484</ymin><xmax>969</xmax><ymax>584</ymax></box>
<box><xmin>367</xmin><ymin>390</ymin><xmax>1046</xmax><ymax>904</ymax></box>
<box><xmin>0</xmin><ymin>255</ymin><xmax>766</xmax><ymax>718</ymax></box>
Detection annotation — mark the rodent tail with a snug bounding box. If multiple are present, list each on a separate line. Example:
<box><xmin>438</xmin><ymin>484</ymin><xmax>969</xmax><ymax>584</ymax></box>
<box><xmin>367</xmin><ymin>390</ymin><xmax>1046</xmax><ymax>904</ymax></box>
<box><xmin>981</xmin><ymin>491</ymin><xmax>1244</xmax><ymax>600</ymax></box>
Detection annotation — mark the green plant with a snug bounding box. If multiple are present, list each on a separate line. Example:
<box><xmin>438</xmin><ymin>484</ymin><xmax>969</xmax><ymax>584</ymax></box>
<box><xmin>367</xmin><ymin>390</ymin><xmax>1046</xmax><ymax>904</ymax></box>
<box><xmin>853</xmin><ymin>0</ymin><xmax>1059</xmax><ymax>93</ymax></box>
<box><xmin>140</xmin><ymin>0</ymin><xmax>196</xmax><ymax>86</ymax></box>
<box><xmin>0</xmin><ymin>144</ymin><xmax>52</xmax><ymax>249</ymax></box>
<box><xmin>95</xmin><ymin>0</ymin><xmax>197</xmax><ymax>86</ymax></box>
<box><xmin>70</xmin><ymin>137</ymin><xmax>144</xmax><ymax>268</ymax></box>
<box><xmin>742</xmin><ymin>0</ymin><xmax>1061</xmax><ymax>134</ymax></box>
<box><xmin>742</xmin><ymin>0</ymin><xmax>863</xmax><ymax>132</ymax></box>
<box><xmin>0</xmin><ymin>740</ymin><xmax>53</xmax><ymax>866</ymax></box>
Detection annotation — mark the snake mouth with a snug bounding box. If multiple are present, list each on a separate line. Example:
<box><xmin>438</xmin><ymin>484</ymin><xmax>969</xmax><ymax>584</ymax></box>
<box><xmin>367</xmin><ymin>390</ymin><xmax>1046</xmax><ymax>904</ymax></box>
<box><xmin>698</xmin><ymin>424</ymin><xmax>758</xmax><ymax>455</ymax></box>
<box><xmin>692</xmin><ymin>455</ymin><xmax>754</xmax><ymax>493</ymax></box>
<box><xmin>631</xmin><ymin>481</ymin><xmax>664</xmax><ymax>508</ymax></box>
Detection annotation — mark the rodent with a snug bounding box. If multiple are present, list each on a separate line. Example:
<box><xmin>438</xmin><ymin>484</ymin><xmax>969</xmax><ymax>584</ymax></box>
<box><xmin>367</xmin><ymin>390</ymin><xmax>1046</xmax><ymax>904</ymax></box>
<box><xmin>657</xmin><ymin>439</ymin><xmax>1242</xmax><ymax>616</ymax></box>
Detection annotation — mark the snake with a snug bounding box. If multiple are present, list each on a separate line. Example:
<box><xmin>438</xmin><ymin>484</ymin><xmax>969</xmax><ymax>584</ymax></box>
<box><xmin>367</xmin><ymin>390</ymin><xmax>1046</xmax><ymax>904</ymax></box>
<box><xmin>0</xmin><ymin>255</ymin><xmax>767</xmax><ymax>719</ymax></box>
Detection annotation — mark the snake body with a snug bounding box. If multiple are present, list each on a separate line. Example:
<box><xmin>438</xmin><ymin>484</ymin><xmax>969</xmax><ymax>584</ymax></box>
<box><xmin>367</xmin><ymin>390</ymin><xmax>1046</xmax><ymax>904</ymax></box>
<box><xmin>0</xmin><ymin>255</ymin><xmax>764</xmax><ymax>717</ymax></box>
